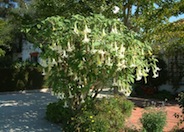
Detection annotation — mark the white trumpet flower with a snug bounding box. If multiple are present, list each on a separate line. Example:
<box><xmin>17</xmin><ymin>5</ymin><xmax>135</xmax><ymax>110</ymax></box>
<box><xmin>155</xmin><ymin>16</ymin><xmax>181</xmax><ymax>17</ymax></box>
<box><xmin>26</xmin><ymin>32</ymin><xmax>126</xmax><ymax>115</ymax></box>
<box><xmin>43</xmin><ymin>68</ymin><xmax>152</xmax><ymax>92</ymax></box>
<box><xmin>42</xmin><ymin>68</ymin><xmax>46</xmax><ymax>76</ymax></box>
<box><xmin>152</xmin><ymin>66</ymin><xmax>160</xmax><ymax>78</ymax></box>
<box><xmin>51</xmin><ymin>59</ymin><xmax>57</xmax><ymax>65</ymax></box>
<box><xmin>67</xmin><ymin>41</ymin><xmax>72</xmax><ymax>52</ymax></box>
<box><xmin>69</xmin><ymin>90</ymin><xmax>74</xmax><ymax>98</ymax></box>
<box><xmin>81</xmin><ymin>95</ymin><xmax>85</xmax><ymax>103</ymax></box>
<box><xmin>155</xmin><ymin>67</ymin><xmax>160</xmax><ymax>71</ymax></box>
<box><xmin>114</xmin><ymin>42</ymin><xmax>118</xmax><ymax>52</ymax></box>
<box><xmin>119</xmin><ymin>53</ymin><xmax>125</xmax><ymax>59</ymax></box>
<box><xmin>91</xmin><ymin>49</ymin><xmax>98</xmax><ymax>54</ymax></box>
<box><xmin>60</xmin><ymin>92</ymin><xmax>65</xmax><ymax>100</ymax></box>
<box><xmin>124</xmin><ymin>90</ymin><xmax>131</xmax><ymax>97</ymax></box>
<box><xmin>120</xmin><ymin>45</ymin><xmax>126</xmax><ymax>53</ymax></box>
<box><xmin>130</xmin><ymin>64</ymin><xmax>136</xmax><ymax>68</ymax></box>
<box><xmin>74</xmin><ymin>75</ymin><xmax>78</xmax><ymax>81</ymax></box>
<box><xmin>117</xmin><ymin>62</ymin><xmax>122</xmax><ymax>71</ymax></box>
<box><xmin>62</xmin><ymin>50</ymin><xmax>68</xmax><ymax>58</ymax></box>
<box><xmin>112</xmin><ymin>78</ymin><xmax>118</xmax><ymax>86</ymax></box>
<box><xmin>145</xmin><ymin>67</ymin><xmax>150</xmax><ymax>73</ymax></box>
<box><xmin>74</xmin><ymin>22</ymin><xmax>79</xmax><ymax>35</ymax></box>
<box><xmin>136</xmin><ymin>68</ymin><xmax>143</xmax><ymax>81</ymax></box>
<box><xmin>106</xmin><ymin>56</ymin><xmax>113</xmax><ymax>67</ymax></box>
<box><xmin>98</xmin><ymin>50</ymin><xmax>106</xmax><ymax>59</ymax></box>
<box><xmin>83</xmin><ymin>34</ymin><xmax>90</xmax><ymax>43</ymax></box>
<box><xmin>113</xmin><ymin>6</ymin><xmax>120</xmax><ymax>14</ymax></box>
<box><xmin>111</xmin><ymin>25</ymin><xmax>118</xmax><ymax>34</ymax></box>
<box><xmin>102</xmin><ymin>28</ymin><xmax>106</xmax><ymax>36</ymax></box>
<box><xmin>152</xmin><ymin>72</ymin><xmax>159</xmax><ymax>78</ymax></box>
<box><xmin>84</xmin><ymin>24</ymin><xmax>91</xmax><ymax>34</ymax></box>
<box><xmin>63</xmin><ymin>101</ymin><xmax>68</xmax><ymax>108</ymax></box>
<box><xmin>57</xmin><ymin>44</ymin><xmax>62</xmax><ymax>51</ymax></box>
<box><xmin>58</xmin><ymin>57</ymin><xmax>62</xmax><ymax>63</ymax></box>
<box><xmin>136</xmin><ymin>75</ymin><xmax>142</xmax><ymax>81</ymax></box>
<box><xmin>118</xmin><ymin>80</ymin><xmax>122</xmax><ymax>86</ymax></box>
<box><xmin>39</xmin><ymin>59</ymin><xmax>47</xmax><ymax>67</ymax></box>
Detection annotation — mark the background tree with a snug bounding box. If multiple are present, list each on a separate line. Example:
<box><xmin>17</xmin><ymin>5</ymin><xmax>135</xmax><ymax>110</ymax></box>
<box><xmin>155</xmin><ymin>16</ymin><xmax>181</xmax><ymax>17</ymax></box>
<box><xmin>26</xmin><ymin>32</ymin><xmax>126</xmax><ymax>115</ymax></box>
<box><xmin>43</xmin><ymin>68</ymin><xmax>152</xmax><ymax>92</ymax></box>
<box><xmin>152</xmin><ymin>19</ymin><xmax>184</xmax><ymax>91</ymax></box>
<box><xmin>0</xmin><ymin>20</ymin><xmax>11</xmax><ymax>56</ymax></box>
<box><xmin>33</xmin><ymin>0</ymin><xmax>184</xmax><ymax>38</ymax></box>
<box><xmin>0</xmin><ymin>0</ymin><xmax>33</xmax><ymax>58</ymax></box>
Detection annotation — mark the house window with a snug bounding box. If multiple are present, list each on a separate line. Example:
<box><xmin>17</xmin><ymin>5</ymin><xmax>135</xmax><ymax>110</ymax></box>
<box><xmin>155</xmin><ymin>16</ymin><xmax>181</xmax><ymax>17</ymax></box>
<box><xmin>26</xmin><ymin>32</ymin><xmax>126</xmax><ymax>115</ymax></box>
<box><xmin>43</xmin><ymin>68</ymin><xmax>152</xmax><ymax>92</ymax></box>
<box><xmin>30</xmin><ymin>52</ymin><xmax>39</xmax><ymax>63</ymax></box>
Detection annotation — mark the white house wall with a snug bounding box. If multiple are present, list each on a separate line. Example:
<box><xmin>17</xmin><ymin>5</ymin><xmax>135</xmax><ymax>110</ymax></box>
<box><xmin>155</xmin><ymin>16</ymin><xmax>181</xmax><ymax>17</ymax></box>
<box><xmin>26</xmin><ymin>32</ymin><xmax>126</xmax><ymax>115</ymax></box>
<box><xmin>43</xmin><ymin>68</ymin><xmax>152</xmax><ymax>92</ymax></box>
<box><xmin>22</xmin><ymin>40</ymin><xmax>41</xmax><ymax>61</ymax></box>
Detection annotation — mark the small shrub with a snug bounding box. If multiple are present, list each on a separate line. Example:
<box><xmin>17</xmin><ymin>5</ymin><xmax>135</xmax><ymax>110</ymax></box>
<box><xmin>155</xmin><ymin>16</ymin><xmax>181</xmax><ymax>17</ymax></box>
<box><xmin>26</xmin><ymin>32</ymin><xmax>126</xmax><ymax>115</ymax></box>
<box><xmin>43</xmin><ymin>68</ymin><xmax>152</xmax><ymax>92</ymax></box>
<box><xmin>46</xmin><ymin>100</ymin><xmax>73</xmax><ymax>124</ymax></box>
<box><xmin>140</xmin><ymin>110</ymin><xmax>166</xmax><ymax>132</ymax></box>
<box><xmin>94</xmin><ymin>96</ymin><xmax>134</xmax><ymax>131</ymax></box>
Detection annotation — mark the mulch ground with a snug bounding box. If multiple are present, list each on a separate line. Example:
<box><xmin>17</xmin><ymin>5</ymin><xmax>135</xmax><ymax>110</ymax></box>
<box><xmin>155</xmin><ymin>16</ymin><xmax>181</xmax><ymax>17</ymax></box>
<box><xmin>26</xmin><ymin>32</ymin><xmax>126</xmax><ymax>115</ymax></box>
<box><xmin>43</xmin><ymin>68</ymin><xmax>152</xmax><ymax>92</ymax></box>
<box><xmin>125</xmin><ymin>97</ymin><xmax>184</xmax><ymax>132</ymax></box>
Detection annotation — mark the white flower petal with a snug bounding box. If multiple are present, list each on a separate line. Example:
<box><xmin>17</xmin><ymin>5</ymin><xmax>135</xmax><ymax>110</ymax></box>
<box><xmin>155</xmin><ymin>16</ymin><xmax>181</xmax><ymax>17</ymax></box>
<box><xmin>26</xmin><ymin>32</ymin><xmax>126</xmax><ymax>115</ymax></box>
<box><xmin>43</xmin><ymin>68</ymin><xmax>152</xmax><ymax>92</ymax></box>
<box><xmin>84</xmin><ymin>25</ymin><xmax>91</xmax><ymax>34</ymax></box>
<box><xmin>63</xmin><ymin>101</ymin><xmax>68</xmax><ymax>108</ymax></box>
<box><xmin>74</xmin><ymin>22</ymin><xmax>79</xmax><ymax>34</ymax></box>
<box><xmin>153</xmin><ymin>73</ymin><xmax>159</xmax><ymax>78</ymax></box>
<box><xmin>82</xmin><ymin>34</ymin><xmax>90</xmax><ymax>43</ymax></box>
<box><xmin>136</xmin><ymin>75</ymin><xmax>142</xmax><ymax>81</ymax></box>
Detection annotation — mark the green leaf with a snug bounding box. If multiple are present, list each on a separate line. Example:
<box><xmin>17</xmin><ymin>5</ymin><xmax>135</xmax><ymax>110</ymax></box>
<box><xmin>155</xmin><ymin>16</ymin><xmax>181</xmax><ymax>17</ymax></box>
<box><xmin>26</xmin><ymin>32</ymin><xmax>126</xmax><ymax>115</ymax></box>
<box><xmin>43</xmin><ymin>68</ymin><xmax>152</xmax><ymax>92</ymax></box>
<box><xmin>37</xmin><ymin>24</ymin><xmax>41</xmax><ymax>29</ymax></box>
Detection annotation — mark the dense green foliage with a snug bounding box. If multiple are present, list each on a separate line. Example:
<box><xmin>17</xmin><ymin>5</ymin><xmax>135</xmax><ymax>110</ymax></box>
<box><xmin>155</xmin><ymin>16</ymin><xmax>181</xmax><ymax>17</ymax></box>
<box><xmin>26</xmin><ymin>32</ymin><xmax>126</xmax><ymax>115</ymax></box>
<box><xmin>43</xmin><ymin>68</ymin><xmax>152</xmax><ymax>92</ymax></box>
<box><xmin>0</xmin><ymin>62</ymin><xmax>44</xmax><ymax>92</ymax></box>
<box><xmin>140</xmin><ymin>110</ymin><xmax>167</xmax><ymax>132</ymax></box>
<box><xmin>33</xmin><ymin>0</ymin><xmax>184</xmax><ymax>42</ymax></box>
<box><xmin>0</xmin><ymin>20</ymin><xmax>13</xmax><ymax>56</ymax></box>
<box><xmin>46</xmin><ymin>96</ymin><xmax>134</xmax><ymax>132</ymax></box>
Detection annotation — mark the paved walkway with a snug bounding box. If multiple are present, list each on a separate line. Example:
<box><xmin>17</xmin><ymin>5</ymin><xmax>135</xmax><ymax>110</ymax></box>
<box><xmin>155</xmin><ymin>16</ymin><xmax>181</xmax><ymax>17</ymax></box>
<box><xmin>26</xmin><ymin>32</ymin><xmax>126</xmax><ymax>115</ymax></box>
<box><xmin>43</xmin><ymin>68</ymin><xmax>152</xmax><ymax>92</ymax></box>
<box><xmin>0</xmin><ymin>89</ymin><xmax>62</xmax><ymax>132</ymax></box>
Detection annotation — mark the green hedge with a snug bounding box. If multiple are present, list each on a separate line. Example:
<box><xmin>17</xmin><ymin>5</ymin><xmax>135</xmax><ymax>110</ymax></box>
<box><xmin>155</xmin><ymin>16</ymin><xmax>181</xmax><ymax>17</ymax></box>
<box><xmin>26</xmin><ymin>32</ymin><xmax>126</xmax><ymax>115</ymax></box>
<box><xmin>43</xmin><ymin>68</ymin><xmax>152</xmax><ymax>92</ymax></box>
<box><xmin>140</xmin><ymin>110</ymin><xmax>167</xmax><ymax>132</ymax></box>
<box><xmin>0</xmin><ymin>62</ymin><xmax>45</xmax><ymax>92</ymax></box>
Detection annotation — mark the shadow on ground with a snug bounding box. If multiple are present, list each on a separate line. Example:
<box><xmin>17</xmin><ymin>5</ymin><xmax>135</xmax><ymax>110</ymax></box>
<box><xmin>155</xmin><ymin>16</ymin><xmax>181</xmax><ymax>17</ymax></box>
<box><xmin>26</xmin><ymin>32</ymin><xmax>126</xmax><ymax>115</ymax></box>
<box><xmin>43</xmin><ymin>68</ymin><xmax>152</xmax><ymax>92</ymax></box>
<box><xmin>0</xmin><ymin>90</ymin><xmax>62</xmax><ymax>132</ymax></box>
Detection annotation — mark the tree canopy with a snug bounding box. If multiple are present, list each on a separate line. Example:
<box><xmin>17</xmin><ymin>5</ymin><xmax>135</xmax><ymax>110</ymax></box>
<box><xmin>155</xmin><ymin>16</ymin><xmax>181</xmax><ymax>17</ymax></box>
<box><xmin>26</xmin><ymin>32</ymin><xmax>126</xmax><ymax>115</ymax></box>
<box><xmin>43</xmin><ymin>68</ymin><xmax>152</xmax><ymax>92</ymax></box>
<box><xmin>153</xmin><ymin>19</ymin><xmax>184</xmax><ymax>56</ymax></box>
<box><xmin>33</xmin><ymin>0</ymin><xmax>184</xmax><ymax>38</ymax></box>
<box><xmin>0</xmin><ymin>19</ymin><xmax>15</xmax><ymax>56</ymax></box>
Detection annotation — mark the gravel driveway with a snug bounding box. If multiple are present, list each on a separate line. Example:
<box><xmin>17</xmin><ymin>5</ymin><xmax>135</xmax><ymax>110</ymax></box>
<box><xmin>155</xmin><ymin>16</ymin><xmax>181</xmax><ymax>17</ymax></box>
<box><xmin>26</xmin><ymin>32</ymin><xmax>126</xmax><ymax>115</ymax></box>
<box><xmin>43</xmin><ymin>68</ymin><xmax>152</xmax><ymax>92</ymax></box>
<box><xmin>0</xmin><ymin>89</ymin><xmax>62</xmax><ymax>132</ymax></box>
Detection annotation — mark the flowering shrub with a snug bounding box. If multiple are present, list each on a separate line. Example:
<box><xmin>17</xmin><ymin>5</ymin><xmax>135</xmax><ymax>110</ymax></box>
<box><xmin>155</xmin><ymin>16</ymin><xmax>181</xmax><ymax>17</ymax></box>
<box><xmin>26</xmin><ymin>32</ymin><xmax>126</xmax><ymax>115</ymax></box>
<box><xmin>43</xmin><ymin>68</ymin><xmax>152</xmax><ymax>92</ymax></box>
<box><xmin>25</xmin><ymin>14</ymin><xmax>158</xmax><ymax>113</ymax></box>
